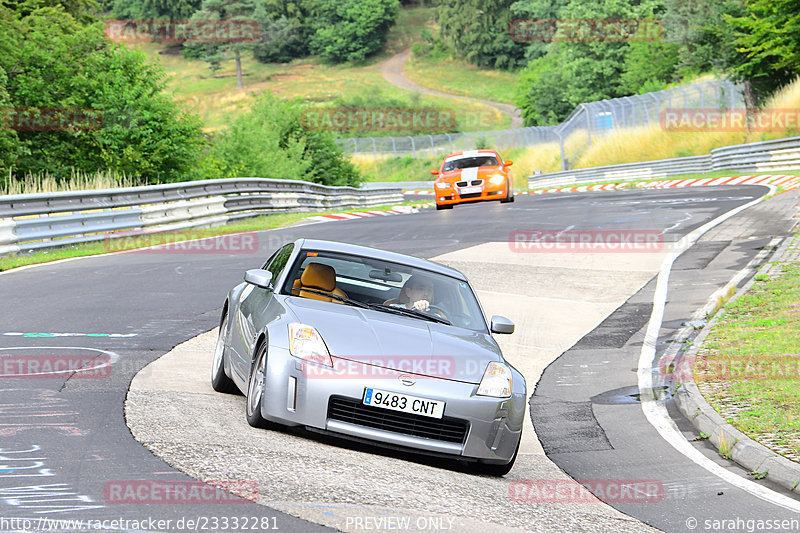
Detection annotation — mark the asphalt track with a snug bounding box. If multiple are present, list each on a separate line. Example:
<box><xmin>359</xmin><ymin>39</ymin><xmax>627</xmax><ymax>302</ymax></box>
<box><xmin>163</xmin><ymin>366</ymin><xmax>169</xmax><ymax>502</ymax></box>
<box><xmin>1</xmin><ymin>185</ymin><xmax>798</xmax><ymax>532</ymax></box>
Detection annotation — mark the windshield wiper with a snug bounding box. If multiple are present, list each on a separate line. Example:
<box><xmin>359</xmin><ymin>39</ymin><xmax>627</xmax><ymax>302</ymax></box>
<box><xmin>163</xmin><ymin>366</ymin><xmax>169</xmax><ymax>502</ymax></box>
<box><xmin>368</xmin><ymin>303</ymin><xmax>451</xmax><ymax>325</ymax></box>
<box><xmin>295</xmin><ymin>288</ymin><xmax>371</xmax><ymax>309</ymax></box>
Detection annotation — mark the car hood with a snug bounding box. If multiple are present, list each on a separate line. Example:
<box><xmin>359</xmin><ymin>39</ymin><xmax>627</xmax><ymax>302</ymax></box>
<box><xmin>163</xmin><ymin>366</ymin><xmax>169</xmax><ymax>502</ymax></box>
<box><xmin>285</xmin><ymin>298</ymin><xmax>502</xmax><ymax>383</ymax></box>
<box><xmin>440</xmin><ymin>166</ymin><xmax>502</xmax><ymax>181</ymax></box>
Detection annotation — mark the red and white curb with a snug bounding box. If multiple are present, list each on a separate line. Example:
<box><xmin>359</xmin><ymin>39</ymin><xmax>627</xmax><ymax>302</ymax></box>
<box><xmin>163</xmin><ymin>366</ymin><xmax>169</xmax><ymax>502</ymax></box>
<box><xmin>403</xmin><ymin>190</ymin><xmax>435</xmax><ymax>196</ymax></box>
<box><xmin>303</xmin><ymin>205</ymin><xmax>434</xmax><ymax>223</ymax></box>
<box><xmin>521</xmin><ymin>174</ymin><xmax>800</xmax><ymax>195</ymax></box>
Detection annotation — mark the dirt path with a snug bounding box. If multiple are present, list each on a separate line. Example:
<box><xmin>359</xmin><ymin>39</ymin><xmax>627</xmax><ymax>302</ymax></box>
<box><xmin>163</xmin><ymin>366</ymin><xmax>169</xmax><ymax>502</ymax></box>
<box><xmin>381</xmin><ymin>49</ymin><xmax>523</xmax><ymax>129</ymax></box>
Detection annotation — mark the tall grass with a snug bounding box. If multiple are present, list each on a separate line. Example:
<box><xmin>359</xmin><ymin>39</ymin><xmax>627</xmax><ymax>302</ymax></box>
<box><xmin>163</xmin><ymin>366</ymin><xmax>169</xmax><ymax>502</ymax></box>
<box><xmin>515</xmin><ymin>76</ymin><xmax>800</xmax><ymax>173</ymax></box>
<box><xmin>1</xmin><ymin>169</ymin><xmax>145</xmax><ymax>196</ymax></box>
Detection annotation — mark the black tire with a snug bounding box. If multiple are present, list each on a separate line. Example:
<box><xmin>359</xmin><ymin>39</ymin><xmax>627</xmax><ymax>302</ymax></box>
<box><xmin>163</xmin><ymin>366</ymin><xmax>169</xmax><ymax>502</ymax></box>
<box><xmin>436</xmin><ymin>203</ymin><xmax>453</xmax><ymax>210</ymax></box>
<box><xmin>246</xmin><ymin>342</ymin><xmax>271</xmax><ymax>428</ymax></box>
<box><xmin>475</xmin><ymin>438</ymin><xmax>519</xmax><ymax>476</ymax></box>
<box><xmin>500</xmin><ymin>184</ymin><xmax>515</xmax><ymax>203</ymax></box>
<box><xmin>211</xmin><ymin>312</ymin><xmax>238</xmax><ymax>394</ymax></box>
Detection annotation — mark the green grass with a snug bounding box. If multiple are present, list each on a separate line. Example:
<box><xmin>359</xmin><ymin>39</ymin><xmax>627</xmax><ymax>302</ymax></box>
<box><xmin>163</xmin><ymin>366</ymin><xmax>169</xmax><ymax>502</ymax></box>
<box><xmin>405</xmin><ymin>54</ymin><xmax>519</xmax><ymax>106</ymax></box>
<box><xmin>694</xmin><ymin>250</ymin><xmax>800</xmax><ymax>458</ymax></box>
<box><xmin>0</xmin><ymin>202</ymin><xmax>428</xmax><ymax>272</ymax></box>
<box><xmin>130</xmin><ymin>6</ymin><xmax>510</xmax><ymax>133</ymax></box>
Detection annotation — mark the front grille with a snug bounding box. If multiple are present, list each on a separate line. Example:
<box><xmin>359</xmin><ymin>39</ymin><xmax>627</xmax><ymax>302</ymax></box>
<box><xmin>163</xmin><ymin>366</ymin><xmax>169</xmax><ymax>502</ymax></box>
<box><xmin>328</xmin><ymin>396</ymin><xmax>469</xmax><ymax>444</ymax></box>
<box><xmin>455</xmin><ymin>179</ymin><xmax>484</xmax><ymax>187</ymax></box>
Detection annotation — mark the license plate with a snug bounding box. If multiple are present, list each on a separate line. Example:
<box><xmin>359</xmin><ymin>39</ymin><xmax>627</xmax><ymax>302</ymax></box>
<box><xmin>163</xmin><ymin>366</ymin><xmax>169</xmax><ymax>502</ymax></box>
<box><xmin>363</xmin><ymin>388</ymin><xmax>445</xmax><ymax>419</ymax></box>
<box><xmin>459</xmin><ymin>186</ymin><xmax>482</xmax><ymax>195</ymax></box>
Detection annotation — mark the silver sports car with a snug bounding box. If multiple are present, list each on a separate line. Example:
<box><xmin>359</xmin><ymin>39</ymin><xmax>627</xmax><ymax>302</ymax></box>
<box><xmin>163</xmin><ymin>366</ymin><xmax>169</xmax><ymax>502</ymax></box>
<box><xmin>212</xmin><ymin>239</ymin><xmax>525</xmax><ymax>475</ymax></box>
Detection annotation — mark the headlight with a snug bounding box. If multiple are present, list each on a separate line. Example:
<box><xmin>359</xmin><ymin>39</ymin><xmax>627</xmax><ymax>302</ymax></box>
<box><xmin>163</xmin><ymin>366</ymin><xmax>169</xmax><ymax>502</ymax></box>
<box><xmin>435</xmin><ymin>182</ymin><xmax>452</xmax><ymax>190</ymax></box>
<box><xmin>488</xmin><ymin>174</ymin><xmax>506</xmax><ymax>185</ymax></box>
<box><xmin>288</xmin><ymin>323</ymin><xmax>332</xmax><ymax>366</ymax></box>
<box><xmin>477</xmin><ymin>362</ymin><xmax>512</xmax><ymax>397</ymax></box>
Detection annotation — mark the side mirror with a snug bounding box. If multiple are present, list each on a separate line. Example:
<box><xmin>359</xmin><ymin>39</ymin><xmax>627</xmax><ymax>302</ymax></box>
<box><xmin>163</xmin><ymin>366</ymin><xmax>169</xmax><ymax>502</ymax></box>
<box><xmin>503</xmin><ymin>160</ymin><xmax>514</xmax><ymax>167</ymax></box>
<box><xmin>244</xmin><ymin>269</ymin><xmax>273</xmax><ymax>290</ymax></box>
<box><xmin>430</xmin><ymin>169</ymin><xmax>439</xmax><ymax>175</ymax></box>
<box><xmin>490</xmin><ymin>315</ymin><xmax>515</xmax><ymax>334</ymax></box>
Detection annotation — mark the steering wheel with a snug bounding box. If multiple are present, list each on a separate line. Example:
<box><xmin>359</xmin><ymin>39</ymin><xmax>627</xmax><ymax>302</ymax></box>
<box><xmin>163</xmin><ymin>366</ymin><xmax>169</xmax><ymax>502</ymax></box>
<box><xmin>426</xmin><ymin>305</ymin><xmax>450</xmax><ymax>321</ymax></box>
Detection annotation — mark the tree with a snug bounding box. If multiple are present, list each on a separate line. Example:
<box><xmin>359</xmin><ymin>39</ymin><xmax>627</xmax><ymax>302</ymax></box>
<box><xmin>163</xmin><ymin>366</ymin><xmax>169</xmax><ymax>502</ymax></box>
<box><xmin>112</xmin><ymin>0</ymin><xmax>202</xmax><ymax>20</ymax></box>
<box><xmin>0</xmin><ymin>5</ymin><xmax>204</xmax><ymax>181</ymax></box>
<box><xmin>514</xmin><ymin>0</ymin><xmax>666</xmax><ymax>125</ymax></box>
<box><xmin>661</xmin><ymin>0</ymin><xmax>743</xmax><ymax>79</ymax></box>
<box><xmin>726</xmin><ymin>0</ymin><xmax>800</xmax><ymax>105</ymax></box>
<box><xmin>437</xmin><ymin>0</ymin><xmax>526</xmax><ymax>69</ymax></box>
<box><xmin>308</xmin><ymin>0</ymin><xmax>399</xmax><ymax>63</ymax></box>
<box><xmin>211</xmin><ymin>94</ymin><xmax>361</xmax><ymax>186</ymax></box>
<box><xmin>620</xmin><ymin>41</ymin><xmax>679</xmax><ymax>94</ymax></box>
<box><xmin>183</xmin><ymin>0</ymin><xmax>264</xmax><ymax>89</ymax></box>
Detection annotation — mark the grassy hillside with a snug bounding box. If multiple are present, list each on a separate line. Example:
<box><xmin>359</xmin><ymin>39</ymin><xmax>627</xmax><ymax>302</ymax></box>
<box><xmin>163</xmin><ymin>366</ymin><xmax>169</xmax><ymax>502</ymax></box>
<box><xmin>131</xmin><ymin>7</ymin><xmax>520</xmax><ymax>134</ymax></box>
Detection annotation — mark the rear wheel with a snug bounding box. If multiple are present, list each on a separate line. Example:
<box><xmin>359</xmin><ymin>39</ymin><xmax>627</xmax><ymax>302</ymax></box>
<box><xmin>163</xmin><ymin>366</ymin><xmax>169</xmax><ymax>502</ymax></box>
<box><xmin>211</xmin><ymin>312</ymin><xmax>238</xmax><ymax>394</ymax></box>
<box><xmin>246</xmin><ymin>343</ymin><xmax>271</xmax><ymax>428</ymax></box>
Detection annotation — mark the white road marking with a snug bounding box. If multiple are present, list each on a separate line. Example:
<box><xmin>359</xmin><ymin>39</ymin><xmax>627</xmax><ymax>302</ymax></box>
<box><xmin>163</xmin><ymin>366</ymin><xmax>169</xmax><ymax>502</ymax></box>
<box><xmin>637</xmin><ymin>184</ymin><xmax>800</xmax><ymax>512</ymax></box>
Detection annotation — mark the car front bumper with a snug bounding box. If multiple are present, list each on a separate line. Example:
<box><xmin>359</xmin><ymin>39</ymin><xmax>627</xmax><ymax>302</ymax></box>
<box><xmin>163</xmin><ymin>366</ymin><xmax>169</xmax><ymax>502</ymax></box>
<box><xmin>435</xmin><ymin>182</ymin><xmax>510</xmax><ymax>206</ymax></box>
<box><xmin>260</xmin><ymin>348</ymin><xmax>525</xmax><ymax>463</ymax></box>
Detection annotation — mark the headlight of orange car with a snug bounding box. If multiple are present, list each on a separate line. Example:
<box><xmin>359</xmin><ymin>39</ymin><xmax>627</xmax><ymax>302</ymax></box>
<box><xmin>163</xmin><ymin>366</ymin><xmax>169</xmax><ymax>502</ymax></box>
<box><xmin>435</xmin><ymin>182</ymin><xmax>452</xmax><ymax>190</ymax></box>
<box><xmin>488</xmin><ymin>174</ymin><xmax>506</xmax><ymax>185</ymax></box>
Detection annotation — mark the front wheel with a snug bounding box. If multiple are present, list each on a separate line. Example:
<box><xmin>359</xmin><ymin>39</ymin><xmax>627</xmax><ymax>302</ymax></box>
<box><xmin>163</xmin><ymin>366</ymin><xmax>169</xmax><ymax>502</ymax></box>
<box><xmin>246</xmin><ymin>343</ymin><xmax>271</xmax><ymax>428</ymax></box>
<box><xmin>475</xmin><ymin>439</ymin><xmax>519</xmax><ymax>476</ymax></box>
<box><xmin>211</xmin><ymin>312</ymin><xmax>238</xmax><ymax>394</ymax></box>
<box><xmin>500</xmin><ymin>184</ymin><xmax>515</xmax><ymax>203</ymax></box>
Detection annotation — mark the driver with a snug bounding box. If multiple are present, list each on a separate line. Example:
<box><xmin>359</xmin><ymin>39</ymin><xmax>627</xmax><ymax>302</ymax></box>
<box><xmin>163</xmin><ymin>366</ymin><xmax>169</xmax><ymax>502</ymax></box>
<box><xmin>386</xmin><ymin>275</ymin><xmax>436</xmax><ymax>312</ymax></box>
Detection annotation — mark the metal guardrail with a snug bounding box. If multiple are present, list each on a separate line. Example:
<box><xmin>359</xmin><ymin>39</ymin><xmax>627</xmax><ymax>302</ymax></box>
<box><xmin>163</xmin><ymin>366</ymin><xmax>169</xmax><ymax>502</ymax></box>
<box><xmin>0</xmin><ymin>178</ymin><xmax>403</xmax><ymax>257</ymax></box>
<box><xmin>528</xmin><ymin>136</ymin><xmax>800</xmax><ymax>189</ymax></box>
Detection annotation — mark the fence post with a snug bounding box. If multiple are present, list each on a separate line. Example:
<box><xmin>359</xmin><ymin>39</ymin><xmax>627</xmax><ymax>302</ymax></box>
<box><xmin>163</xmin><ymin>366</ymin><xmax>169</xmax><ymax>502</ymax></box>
<box><xmin>409</xmin><ymin>136</ymin><xmax>415</xmax><ymax>158</ymax></box>
<box><xmin>556</xmin><ymin>129</ymin><xmax>567</xmax><ymax>171</ymax></box>
<box><xmin>371</xmin><ymin>137</ymin><xmax>377</xmax><ymax>159</ymax></box>
<box><xmin>446</xmin><ymin>133</ymin><xmax>453</xmax><ymax>152</ymax></box>
<box><xmin>582</xmin><ymin>104</ymin><xmax>592</xmax><ymax>147</ymax></box>
<box><xmin>391</xmin><ymin>137</ymin><xmax>397</xmax><ymax>157</ymax></box>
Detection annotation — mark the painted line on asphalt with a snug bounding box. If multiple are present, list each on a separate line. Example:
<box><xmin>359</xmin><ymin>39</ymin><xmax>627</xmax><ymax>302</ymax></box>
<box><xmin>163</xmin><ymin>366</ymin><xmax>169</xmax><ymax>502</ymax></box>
<box><xmin>637</xmin><ymin>183</ymin><xmax>800</xmax><ymax>512</ymax></box>
<box><xmin>3</xmin><ymin>332</ymin><xmax>137</xmax><ymax>338</ymax></box>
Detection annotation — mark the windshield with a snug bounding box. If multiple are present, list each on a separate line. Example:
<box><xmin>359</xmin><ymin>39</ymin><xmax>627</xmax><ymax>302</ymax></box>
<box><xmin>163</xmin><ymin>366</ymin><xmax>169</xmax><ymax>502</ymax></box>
<box><xmin>282</xmin><ymin>249</ymin><xmax>488</xmax><ymax>332</ymax></box>
<box><xmin>443</xmin><ymin>155</ymin><xmax>500</xmax><ymax>172</ymax></box>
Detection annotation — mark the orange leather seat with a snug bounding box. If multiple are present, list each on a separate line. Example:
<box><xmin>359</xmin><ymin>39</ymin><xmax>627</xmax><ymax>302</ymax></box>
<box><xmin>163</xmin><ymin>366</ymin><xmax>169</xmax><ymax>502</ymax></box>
<box><xmin>292</xmin><ymin>263</ymin><xmax>347</xmax><ymax>303</ymax></box>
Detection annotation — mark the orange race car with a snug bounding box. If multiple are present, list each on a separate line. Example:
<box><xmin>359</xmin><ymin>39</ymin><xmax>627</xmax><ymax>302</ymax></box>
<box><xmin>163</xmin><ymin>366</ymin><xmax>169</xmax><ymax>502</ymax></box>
<box><xmin>431</xmin><ymin>149</ymin><xmax>515</xmax><ymax>210</ymax></box>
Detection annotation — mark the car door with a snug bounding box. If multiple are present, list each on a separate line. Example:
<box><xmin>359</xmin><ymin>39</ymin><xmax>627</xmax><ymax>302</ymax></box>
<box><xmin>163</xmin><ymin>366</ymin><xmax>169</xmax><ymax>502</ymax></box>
<box><xmin>231</xmin><ymin>243</ymin><xmax>294</xmax><ymax>382</ymax></box>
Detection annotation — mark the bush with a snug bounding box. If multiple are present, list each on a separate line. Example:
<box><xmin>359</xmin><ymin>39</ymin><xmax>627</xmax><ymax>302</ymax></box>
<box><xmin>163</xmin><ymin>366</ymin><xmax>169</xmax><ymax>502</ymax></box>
<box><xmin>210</xmin><ymin>94</ymin><xmax>361</xmax><ymax>186</ymax></box>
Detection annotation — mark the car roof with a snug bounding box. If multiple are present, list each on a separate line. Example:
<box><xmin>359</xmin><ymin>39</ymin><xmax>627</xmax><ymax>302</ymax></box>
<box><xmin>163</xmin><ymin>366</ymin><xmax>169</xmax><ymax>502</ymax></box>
<box><xmin>443</xmin><ymin>149</ymin><xmax>500</xmax><ymax>162</ymax></box>
<box><xmin>293</xmin><ymin>239</ymin><xmax>467</xmax><ymax>281</ymax></box>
